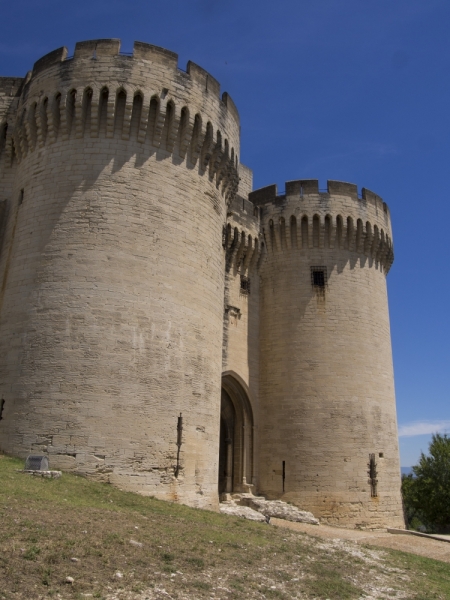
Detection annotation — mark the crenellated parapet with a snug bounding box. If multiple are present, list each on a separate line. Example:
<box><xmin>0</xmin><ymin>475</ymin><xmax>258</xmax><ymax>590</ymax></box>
<box><xmin>0</xmin><ymin>39</ymin><xmax>240</xmax><ymax>202</ymax></box>
<box><xmin>223</xmin><ymin>223</ymin><xmax>265</xmax><ymax>273</ymax></box>
<box><xmin>251</xmin><ymin>179</ymin><xmax>394</xmax><ymax>273</ymax></box>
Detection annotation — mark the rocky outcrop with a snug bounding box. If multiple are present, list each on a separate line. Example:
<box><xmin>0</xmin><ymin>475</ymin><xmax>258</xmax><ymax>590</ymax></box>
<box><xmin>239</xmin><ymin>496</ymin><xmax>319</xmax><ymax>525</ymax></box>
<box><xmin>219</xmin><ymin>493</ymin><xmax>319</xmax><ymax>525</ymax></box>
<box><xmin>219</xmin><ymin>504</ymin><xmax>267</xmax><ymax>522</ymax></box>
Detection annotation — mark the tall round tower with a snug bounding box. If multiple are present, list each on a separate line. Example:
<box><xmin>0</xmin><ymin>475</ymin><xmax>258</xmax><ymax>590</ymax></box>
<box><xmin>0</xmin><ymin>40</ymin><xmax>239</xmax><ymax>508</ymax></box>
<box><xmin>251</xmin><ymin>179</ymin><xmax>404</xmax><ymax>528</ymax></box>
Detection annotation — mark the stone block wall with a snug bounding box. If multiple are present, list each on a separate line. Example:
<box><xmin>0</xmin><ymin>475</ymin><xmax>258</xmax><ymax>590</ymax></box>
<box><xmin>222</xmin><ymin>166</ymin><xmax>262</xmax><ymax>488</ymax></box>
<box><xmin>0</xmin><ymin>40</ymin><xmax>239</xmax><ymax>508</ymax></box>
<box><xmin>256</xmin><ymin>181</ymin><xmax>404</xmax><ymax>528</ymax></box>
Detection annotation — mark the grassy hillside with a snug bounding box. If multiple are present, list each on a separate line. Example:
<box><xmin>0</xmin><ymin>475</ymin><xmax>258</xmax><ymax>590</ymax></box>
<box><xmin>0</xmin><ymin>454</ymin><xmax>449</xmax><ymax>599</ymax></box>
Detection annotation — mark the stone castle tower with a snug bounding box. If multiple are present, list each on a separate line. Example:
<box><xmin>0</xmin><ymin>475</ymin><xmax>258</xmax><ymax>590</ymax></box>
<box><xmin>0</xmin><ymin>39</ymin><xmax>404</xmax><ymax>528</ymax></box>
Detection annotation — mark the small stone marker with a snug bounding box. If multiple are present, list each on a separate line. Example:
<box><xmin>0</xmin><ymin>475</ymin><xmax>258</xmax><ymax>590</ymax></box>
<box><xmin>20</xmin><ymin>455</ymin><xmax>61</xmax><ymax>478</ymax></box>
<box><xmin>25</xmin><ymin>455</ymin><xmax>49</xmax><ymax>471</ymax></box>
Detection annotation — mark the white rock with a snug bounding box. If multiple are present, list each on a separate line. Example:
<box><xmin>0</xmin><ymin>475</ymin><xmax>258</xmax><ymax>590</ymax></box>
<box><xmin>114</xmin><ymin>571</ymin><xmax>123</xmax><ymax>579</ymax></box>
<box><xmin>240</xmin><ymin>497</ymin><xmax>319</xmax><ymax>525</ymax></box>
<box><xmin>65</xmin><ymin>576</ymin><xmax>74</xmax><ymax>584</ymax></box>
<box><xmin>70</xmin><ymin>557</ymin><xmax>80</xmax><ymax>563</ymax></box>
<box><xmin>219</xmin><ymin>504</ymin><xmax>267</xmax><ymax>522</ymax></box>
<box><xmin>129</xmin><ymin>539</ymin><xmax>143</xmax><ymax>547</ymax></box>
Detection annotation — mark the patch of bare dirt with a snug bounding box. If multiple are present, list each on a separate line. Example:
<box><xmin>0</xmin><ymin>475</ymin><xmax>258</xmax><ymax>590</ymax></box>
<box><xmin>271</xmin><ymin>519</ymin><xmax>450</xmax><ymax>563</ymax></box>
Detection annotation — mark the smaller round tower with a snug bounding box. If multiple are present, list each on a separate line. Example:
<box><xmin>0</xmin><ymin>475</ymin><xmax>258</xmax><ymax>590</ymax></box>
<box><xmin>251</xmin><ymin>179</ymin><xmax>404</xmax><ymax>529</ymax></box>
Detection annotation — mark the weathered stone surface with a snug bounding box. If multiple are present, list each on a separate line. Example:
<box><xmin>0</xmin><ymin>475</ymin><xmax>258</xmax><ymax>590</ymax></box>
<box><xmin>240</xmin><ymin>497</ymin><xmax>319</xmax><ymax>525</ymax></box>
<box><xmin>21</xmin><ymin>470</ymin><xmax>62</xmax><ymax>479</ymax></box>
<box><xmin>219</xmin><ymin>504</ymin><xmax>267</xmax><ymax>522</ymax></box>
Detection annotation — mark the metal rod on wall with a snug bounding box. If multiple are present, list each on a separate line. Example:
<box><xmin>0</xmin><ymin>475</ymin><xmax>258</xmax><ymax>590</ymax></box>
<box><xmin>175</xmin><ymin>413</ymin><xmax>183</xmax><ymax>478</ymax></box>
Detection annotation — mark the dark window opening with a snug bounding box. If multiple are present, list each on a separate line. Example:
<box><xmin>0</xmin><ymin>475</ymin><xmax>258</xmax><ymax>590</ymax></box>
<box><xmin>19</xmin><ymin>189</ymin><xmax>24</xmax><ymax>205</ymax></box>
<box><xmin>0</xmin><ymin>399</ymin><xmax>4</xmax><ymax>420</ymax></box>
<box><xmin>313</xmin><ymin>271</ymin><xmax>325</xmax><ymax>286</ymax></box>
<box><xmin>311</xmin><ymin>266</ymin><xmax>327</xmax><ymax>288</ymax></box>
<box><xmin>240</xmin><ymin>276</ymin><xmax>251</xmax><ymax>295</ymax></box>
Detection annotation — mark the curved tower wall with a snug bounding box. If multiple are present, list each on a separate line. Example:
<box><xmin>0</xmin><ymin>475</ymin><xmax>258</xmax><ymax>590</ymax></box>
<box><xmin>253</xmin><ymin>179</ymin><xmax>404</xmax><ymax>528</ymax></box>
<box><xmin>0</xmin><ymin>40</ymin><xmax>240</xmax><ymax>508</ymax></box>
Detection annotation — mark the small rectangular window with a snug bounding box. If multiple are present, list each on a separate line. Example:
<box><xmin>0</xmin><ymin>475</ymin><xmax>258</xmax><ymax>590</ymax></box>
<box><xmin>240</xmin><ymin>276</ymin><xmax>251</xmax><ymax>295</ymax></box>
<box><xmin>310</xmin><ymin>266</ymin><xmax>327</xmax><ymax>288</ymax></box>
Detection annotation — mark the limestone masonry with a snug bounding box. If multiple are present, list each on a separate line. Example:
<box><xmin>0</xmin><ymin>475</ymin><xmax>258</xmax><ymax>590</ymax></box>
<box><xmin>0</xmin><ymin>39</ymin><xmax>404</xmax><ymax>528</ymax></box>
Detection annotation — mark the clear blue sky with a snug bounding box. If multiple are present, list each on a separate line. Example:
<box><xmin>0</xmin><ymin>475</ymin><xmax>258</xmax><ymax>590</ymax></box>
<box><xmin>2</xmin><ymin>0</ymin><xmax>449</xmax><ymax>467</ymax></box>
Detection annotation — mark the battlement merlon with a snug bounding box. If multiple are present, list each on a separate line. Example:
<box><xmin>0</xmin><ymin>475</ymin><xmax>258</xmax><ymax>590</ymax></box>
<box><xmin>25</xmin><ymin>39</ymin><xmax>239</xmax><ymax>125</ymax></box>
<box><xmin>249</xmin><ymin>179</ymin><xmax>392</xmax><ymax>223</ymax></box>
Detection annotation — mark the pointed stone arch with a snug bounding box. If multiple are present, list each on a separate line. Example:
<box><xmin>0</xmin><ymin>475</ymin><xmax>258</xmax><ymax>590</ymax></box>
<box><xmin>219</xmin><ymin>372</ymin><xmax>255</xmax><ymax>495</ymax></box>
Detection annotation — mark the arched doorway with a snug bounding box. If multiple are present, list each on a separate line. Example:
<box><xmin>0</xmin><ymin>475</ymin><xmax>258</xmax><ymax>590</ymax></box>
<box><xmin>219</xmin><ymin>374</ymin><xmax>255</xmax><ymax>495</ymax></box>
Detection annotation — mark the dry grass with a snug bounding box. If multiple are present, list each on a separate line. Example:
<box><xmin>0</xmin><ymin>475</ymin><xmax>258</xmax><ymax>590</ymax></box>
<box><xmin>0</xmin><ymin>454</ymin><xmax>449</xmax><ymax>599</ymax></box>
